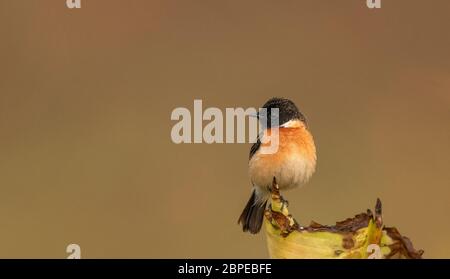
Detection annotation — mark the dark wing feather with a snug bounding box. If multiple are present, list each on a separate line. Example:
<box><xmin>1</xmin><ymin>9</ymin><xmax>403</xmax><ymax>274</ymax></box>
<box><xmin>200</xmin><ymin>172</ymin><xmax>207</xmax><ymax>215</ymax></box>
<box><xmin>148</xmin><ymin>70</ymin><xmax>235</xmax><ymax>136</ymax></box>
<box><xmin>249</xmin><ymin>139</ymin><xmax>261</xmax><ymax>160</ymax></box>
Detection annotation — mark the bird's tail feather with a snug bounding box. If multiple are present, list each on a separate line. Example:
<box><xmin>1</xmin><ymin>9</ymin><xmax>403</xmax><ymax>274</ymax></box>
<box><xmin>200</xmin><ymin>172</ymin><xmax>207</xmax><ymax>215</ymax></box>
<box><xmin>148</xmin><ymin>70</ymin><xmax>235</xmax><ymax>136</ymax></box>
<box><xmin>238</xmin><ymin>190</ymin><xmax>267</xmax><ymax>234</ymax></box>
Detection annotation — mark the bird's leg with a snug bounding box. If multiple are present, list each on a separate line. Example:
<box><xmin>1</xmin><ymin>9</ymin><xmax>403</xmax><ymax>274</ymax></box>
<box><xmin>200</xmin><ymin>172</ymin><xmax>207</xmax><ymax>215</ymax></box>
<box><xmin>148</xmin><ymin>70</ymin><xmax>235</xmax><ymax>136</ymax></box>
<box><xmin>270</xmin><ymin>177</ymin><xmax>289</xmax><ymax>211</ymax></box>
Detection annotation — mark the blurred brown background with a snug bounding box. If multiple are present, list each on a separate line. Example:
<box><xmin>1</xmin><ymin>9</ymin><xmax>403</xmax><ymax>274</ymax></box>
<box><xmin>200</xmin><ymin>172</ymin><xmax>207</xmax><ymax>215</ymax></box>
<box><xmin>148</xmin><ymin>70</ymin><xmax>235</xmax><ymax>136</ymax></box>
<box><xmin>0</xmin><ymin>0</ymin><xmax>449</xmax><ymax>258</ymax></box>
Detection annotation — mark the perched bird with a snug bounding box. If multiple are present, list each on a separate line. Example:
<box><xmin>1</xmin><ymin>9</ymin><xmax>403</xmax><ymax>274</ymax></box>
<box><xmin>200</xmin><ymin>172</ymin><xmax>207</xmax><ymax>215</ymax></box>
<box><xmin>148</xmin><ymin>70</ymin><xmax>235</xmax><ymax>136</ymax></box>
<box><xmin>238</xmin><ymin>97</ymin><xmax>317</xmax><ymax>234</ymax></box>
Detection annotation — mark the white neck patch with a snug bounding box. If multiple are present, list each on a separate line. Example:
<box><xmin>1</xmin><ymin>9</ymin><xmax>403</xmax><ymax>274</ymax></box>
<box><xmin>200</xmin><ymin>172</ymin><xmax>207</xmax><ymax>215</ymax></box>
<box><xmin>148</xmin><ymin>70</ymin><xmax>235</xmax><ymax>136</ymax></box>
<box><xmin>280</xmin><ymin>119</ymin><xmax>302</xmax><ymax>128</ymax></box>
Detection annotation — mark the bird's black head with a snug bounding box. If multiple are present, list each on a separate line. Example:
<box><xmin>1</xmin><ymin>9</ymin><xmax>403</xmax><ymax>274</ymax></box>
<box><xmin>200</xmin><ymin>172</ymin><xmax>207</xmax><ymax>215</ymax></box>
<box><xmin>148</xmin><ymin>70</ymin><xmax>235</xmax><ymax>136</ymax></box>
<box><xmin>259</xmin><ymin>97</ymin><xmax>307</xmax><ymax>128</ymax></box>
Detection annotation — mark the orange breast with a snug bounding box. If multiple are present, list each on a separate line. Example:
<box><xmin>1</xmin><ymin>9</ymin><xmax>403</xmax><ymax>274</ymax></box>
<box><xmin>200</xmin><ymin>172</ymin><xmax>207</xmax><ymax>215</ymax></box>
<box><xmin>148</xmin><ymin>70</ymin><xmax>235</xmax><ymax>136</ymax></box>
<box><xmin>249</xmin><ymin>125</ymin><xmax>317</xmax><ymax>191</ymax></box>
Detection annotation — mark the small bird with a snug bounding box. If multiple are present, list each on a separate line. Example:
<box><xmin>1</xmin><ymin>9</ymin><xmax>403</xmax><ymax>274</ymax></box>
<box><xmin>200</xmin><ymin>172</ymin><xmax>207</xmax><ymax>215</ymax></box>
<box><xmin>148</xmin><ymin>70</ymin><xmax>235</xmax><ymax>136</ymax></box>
<box><xmin>238</xmin><ymin>97</ymin><xmax>317</xmax><ymax>234</ymax></box>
